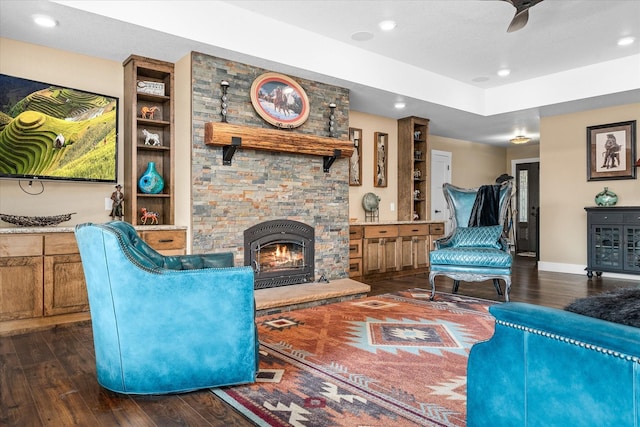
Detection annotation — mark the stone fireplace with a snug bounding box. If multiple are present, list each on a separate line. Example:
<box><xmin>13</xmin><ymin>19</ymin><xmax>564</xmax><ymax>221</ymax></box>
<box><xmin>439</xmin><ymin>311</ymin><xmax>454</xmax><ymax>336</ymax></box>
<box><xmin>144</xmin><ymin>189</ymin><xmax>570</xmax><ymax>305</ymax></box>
<box><xmin>190</xmin><ymin>52</ymin><xmax>351</xmax><ymax>283</ymax></box>
<box><xmin>244</xmin><ymin>220</ymin><xmax>314</xmax><ymax>289</ymax></box>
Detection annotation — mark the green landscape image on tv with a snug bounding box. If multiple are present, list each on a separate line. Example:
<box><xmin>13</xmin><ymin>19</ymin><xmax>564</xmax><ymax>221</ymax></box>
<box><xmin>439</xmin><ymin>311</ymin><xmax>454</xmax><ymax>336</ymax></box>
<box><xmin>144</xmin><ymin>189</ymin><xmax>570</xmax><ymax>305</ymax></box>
<box><xmin>0</xmin><ymin>74</ymin><xmax>118</xmax><ymax>183</ymax></box>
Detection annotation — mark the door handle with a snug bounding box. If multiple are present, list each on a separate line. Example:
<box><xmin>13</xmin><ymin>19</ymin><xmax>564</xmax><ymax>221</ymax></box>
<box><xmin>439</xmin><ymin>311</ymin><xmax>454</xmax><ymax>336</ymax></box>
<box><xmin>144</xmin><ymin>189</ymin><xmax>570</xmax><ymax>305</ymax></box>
<box><xmin>435</xmin><ymin>210</ymin><xmax>442</xmax><ymax>213</ymax></box>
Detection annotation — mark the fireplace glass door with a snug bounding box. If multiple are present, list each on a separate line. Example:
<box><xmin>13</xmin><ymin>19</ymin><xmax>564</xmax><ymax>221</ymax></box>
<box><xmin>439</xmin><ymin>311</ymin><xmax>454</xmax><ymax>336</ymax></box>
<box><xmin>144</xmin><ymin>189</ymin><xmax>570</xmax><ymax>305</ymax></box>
<box><xmin>244</xmin><ymin>220</ymin><xmax>315</xmax><ymax>289</ymax></box>
<box><xmin>255</xmin><ymin>240</ymin><xmax>306</xmax><ymax>273</ymax></box>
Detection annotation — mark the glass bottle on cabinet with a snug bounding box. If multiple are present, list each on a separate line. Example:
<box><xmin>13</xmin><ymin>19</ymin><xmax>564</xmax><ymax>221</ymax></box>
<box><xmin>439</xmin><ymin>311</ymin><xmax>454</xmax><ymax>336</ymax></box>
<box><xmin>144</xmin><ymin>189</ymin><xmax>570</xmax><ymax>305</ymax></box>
<box><xmin>123</xmin><ymin>55</ymin><xmax>175</xmax><ymax>225</ymax></box>
<box><xmin>398</xmin><ymin>116</ymin><xmax>430</xmax><ymax>221</ymax></box>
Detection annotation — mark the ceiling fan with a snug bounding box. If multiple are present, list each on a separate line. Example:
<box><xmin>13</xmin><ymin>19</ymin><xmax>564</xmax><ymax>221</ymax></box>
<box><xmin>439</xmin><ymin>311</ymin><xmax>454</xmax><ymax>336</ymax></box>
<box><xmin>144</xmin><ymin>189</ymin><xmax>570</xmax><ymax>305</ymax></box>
<box><xmin>503</xmin><ymin>0</ymin><xmax>544</xmax><ymax>32</ymax></box>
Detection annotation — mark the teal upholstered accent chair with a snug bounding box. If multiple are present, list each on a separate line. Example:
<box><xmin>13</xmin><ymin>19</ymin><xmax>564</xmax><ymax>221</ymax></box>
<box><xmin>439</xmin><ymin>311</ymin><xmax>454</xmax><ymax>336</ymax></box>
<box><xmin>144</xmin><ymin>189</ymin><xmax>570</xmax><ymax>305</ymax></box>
<box><xmin>74</xmin><ymin>221</ymin><xmax>258</xmax><ymax>394</ymax></box>
<box><xmin>428</xmin><ymin>182</ymin><xmax>513</xmax><ymax>301</ymax></box>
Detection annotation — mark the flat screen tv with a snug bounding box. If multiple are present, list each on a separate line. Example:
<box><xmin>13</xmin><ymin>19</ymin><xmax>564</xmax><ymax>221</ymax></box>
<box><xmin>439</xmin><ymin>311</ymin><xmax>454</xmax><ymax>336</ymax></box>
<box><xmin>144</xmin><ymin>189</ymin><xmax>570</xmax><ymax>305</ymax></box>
<box><xmin>0</xmin><ymin>73</ymin><xmax>118</xmax><ymax>183</ymax></box>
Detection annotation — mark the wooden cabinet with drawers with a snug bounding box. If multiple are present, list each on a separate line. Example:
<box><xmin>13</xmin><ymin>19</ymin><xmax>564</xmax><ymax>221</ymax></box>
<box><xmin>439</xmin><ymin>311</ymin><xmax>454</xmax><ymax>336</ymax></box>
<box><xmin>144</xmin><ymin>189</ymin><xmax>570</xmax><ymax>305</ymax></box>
<box><xmin>348</xmin><ymin>226</ymin><xmax>363</xmax><ymax>277</ymax></box>
<box><xmin>0</xmin><ymin>227</ymin><xmax>187</xmax><ymax>335</ymax></box>
<box><xmin>349</xmin><ymin>222</ymin><xmax>445</xmax><ymax>279</ymax></box>
<box><xmin>363</xmin><ymin>225</ymin><xmax>399</xmax><ymax>275</ymax></box>
<box><xmin>43</xmin><ymin>233</ymin><xmax>88</xmax><ymax>316</ymax></box>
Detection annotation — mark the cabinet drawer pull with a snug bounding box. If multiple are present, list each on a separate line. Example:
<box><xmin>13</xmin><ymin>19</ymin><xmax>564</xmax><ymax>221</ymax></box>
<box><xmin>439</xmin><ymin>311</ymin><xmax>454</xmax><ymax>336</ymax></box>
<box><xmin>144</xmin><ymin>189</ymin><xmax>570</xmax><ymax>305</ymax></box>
<box><xmin>411</xmin><ymin>229</ymin><xmax>419</xmax><ymax>232</ymax></box>
<box><xmin>379</xmin><ymin>230</ymin><xmax>387</xmax><ymax>234</ymax></box>
<box><xmin>158</xmin><ymin>239</ymin><xmax>174</xmax><ymax>243</ymax></box>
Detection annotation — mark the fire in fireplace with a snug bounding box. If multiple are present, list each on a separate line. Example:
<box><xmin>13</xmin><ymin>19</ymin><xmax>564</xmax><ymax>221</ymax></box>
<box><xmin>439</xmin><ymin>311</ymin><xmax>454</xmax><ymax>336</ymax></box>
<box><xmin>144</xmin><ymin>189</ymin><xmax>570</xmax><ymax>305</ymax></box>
<box><xmin>244</xmin><ymin>220</ymin><xmax>315</xmax><ymax>289</ymax></box>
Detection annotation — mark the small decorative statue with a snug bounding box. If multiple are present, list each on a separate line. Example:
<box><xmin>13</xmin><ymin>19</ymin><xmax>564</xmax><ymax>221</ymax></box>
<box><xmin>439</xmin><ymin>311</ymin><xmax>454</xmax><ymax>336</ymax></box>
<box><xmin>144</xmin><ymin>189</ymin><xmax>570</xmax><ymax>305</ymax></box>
<box><xmin>140</xmin><ymin>105</ymin><xmax>159</xmax><ymax>119</ymax></box>
<box><xmin>413</xmin><ymin>169</ymin><xmax>421</xmax><ymax>179</ymax></box>
<box><xmin>110</xmin><ymin>184</ymin><xmax>124</xmax><ymax>220</ymax></box>
<box><xmin>142</xmin><ymin>129</ymin><xmax>161</xmax><ymax>146</ymax></box>
<box><xmin>140</xmin><ymin>207</ymin><xmax>159</xmax><ymax>225</ymax></box>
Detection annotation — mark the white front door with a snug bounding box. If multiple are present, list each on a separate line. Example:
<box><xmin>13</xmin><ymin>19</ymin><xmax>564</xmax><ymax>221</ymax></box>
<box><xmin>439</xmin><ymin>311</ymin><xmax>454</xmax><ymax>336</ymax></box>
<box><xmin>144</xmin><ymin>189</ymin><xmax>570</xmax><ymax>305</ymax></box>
<box><xmin>431</xmin><ymin>150</ymin><xmax>452</xmax><ymax>234</ymax></box>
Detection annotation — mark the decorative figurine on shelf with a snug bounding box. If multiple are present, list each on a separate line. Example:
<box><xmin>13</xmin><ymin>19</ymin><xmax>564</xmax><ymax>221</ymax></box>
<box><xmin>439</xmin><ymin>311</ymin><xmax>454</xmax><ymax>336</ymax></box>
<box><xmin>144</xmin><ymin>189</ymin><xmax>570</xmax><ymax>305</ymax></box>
<box><xmin>142</xmin><ymin>129</ymin><xmax>161</xmax><ymax>146</ymax></box>
<box><xmin>140</xmin><ymin>208</ymin><xmax>159</xmax><ymax>225</ymax></box>
<box><xmin>140</xmin><ymin>106</ymin><xmax>159</xmax><ymax>119</ymax></box>
<box><xmin>109</xmin><ymin>184</ymin><xmax>124</xmax><ymax>220</ymax></box>
<box><xmin>414</xmin><ymin>169</ymin><xmax>421</xmax><ymax>179</ymax></box>
<box><xmin>413</xmin><ymin>211</ymin><xmax>420</xmax><ymax>221</ymax></box>
<box><xmin>414</xmin><ymin>189</ymin><xmax>421</xmax><ymax>200</ymax></box>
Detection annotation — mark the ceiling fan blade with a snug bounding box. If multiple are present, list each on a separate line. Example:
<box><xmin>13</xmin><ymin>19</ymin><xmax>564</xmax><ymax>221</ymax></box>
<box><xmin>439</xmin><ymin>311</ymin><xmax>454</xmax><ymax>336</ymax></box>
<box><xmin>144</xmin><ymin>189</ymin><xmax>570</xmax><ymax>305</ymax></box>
<box><xmin>507</xmin><ymin>9</ymin><xmax>529</xmax><ymax>32</ymax></box>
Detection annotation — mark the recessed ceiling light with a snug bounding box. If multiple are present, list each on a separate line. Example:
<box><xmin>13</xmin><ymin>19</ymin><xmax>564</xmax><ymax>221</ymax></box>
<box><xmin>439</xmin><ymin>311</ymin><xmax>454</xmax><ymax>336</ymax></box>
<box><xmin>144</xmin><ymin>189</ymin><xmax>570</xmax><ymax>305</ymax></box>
<box><xmin>472</xmin><ymin>76</ymin><xmax>490</xmax><ymax>83</ymax></box>
<box><xmin>379</xmin><ymin>20</ymin><xmax>397</xmax><ymax>31</ymax></box>
<box><xmin>351</xmin><ymin>31</ymin><xmax>374</xmax><ymax>41</ymax></box>
<box><xmin>33</xmin><ymin>14</ymin><xmax>58</xmax><ymax>28</ymax></box>
<box><xmin>497</xmin><ymin>68</ymin><xmax>511</xmax><ymax>77</ymax></box>
<box><xmin>394</xmin><ymin>102</ymin><xmax>406</xmax><ymax>109</ymax></box>
<box><xmin>618</xmin><ymin>36</ymin><xmax>635</xmax><ymax>46</ymax></box>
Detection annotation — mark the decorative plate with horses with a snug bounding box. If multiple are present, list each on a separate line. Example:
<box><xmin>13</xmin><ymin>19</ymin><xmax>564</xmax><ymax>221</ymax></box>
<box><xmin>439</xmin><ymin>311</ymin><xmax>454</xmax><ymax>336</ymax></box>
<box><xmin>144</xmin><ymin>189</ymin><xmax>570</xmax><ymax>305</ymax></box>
<box><xmin>250</xmin><ymin>72</ymin><xmax>309</xmax><ymax>129</ymax></box>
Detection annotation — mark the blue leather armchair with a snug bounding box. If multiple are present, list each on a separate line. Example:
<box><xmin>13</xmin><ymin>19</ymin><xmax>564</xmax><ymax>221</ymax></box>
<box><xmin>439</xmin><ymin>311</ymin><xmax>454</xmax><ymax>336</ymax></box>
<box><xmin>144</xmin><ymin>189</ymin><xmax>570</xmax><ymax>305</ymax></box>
<box><xmin>468</xmin><ymin>302</ymin><xmax>640</xmax><ymax>426</ymax></box>
<box><xmin>429</xmin><ymin>182</ymin><xmax>513</xmax><ymax>301</ymax></box>
<box><xmin>75</xmin><ymin>221</ymin><xmax>258</xmax><ymax>394</ymax></box>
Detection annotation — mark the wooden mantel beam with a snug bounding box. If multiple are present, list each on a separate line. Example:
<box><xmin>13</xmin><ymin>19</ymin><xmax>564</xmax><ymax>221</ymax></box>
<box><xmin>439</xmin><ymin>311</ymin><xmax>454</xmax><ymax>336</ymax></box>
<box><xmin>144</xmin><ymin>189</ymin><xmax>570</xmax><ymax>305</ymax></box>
<box><xmin>204</xmin><ymin>122</ymin><xmax>354</xmax><ymax>159</ymax></box>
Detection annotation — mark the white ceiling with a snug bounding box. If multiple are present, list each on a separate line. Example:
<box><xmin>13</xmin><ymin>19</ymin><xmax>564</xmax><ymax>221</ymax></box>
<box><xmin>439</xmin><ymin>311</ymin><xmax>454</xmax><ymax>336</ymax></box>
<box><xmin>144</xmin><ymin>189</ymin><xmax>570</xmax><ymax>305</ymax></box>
<box><xmin>1</xmin><ymin>0</ymin><xmax>639</xmax><ymax>147</ymax></box>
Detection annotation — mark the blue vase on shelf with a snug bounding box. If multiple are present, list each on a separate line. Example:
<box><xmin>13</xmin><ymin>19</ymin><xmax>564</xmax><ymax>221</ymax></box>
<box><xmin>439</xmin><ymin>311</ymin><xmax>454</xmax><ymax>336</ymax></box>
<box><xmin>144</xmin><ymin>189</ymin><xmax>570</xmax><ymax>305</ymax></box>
<box><xmin>138</xmin><ymin>161</ymin><xmax>164</xmax><ymax>194</ymax></box>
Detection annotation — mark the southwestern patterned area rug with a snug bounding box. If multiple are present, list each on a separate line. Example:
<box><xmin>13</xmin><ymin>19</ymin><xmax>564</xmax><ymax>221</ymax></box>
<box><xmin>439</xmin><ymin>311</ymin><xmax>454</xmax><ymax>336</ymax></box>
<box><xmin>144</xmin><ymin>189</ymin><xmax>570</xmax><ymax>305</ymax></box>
<box><xmin>212</xmin><ymin>289</ymin><xmax>497</xmax><ymax>426</ymax></box>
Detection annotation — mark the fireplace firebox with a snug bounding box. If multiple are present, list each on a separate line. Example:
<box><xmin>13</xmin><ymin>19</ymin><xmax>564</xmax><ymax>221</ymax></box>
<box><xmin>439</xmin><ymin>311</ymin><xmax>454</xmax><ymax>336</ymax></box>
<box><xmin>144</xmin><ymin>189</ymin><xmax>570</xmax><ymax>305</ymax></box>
<box><xmin>244</xmin><ymin>220</ymin><xmax>315</xmax><ymax>289</ymax></box>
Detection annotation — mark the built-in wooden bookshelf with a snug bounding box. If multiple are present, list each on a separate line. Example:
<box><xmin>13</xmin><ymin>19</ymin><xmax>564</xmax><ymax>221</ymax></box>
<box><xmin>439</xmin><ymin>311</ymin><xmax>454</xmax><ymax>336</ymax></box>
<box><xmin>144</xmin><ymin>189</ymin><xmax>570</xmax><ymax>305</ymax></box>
<box><xmin>398</xmin><ymin>116</ymin><xmax>430</xmax><ymax>221</ymax></box>
<box><xmin>123</xmin><ymin>55</ymin><xmax>175</xmax><ymax>225</ymax></box>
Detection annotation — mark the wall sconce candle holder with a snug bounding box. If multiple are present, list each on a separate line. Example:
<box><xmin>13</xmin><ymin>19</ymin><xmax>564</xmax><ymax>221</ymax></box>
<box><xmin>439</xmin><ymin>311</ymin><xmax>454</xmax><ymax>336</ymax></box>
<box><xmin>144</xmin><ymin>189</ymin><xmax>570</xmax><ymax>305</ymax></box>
<box><xmin>220</xmin><ymin>80</ymin><xmax>230</xmax><ymax>123</ymax></box>
<box><xmin>328</xmin><ymin>102</ymin><xmax>337</xmax><ymax>137</ymax></box>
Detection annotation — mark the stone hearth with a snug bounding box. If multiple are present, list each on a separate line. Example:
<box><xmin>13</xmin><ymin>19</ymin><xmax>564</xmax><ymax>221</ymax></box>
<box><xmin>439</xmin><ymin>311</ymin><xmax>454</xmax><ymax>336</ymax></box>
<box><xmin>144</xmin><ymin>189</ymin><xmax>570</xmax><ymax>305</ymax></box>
<box><xmin>254</xmin><ymin>278</ymin><xmax>370</xmax><ymax>316</ymax></box>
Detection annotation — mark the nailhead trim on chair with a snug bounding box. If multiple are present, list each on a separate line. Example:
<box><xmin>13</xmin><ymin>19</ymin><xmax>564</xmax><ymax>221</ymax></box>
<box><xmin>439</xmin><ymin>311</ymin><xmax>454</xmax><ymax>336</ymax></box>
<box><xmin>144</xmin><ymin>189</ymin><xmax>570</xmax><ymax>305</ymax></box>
<box><xmin>103</xmin><ymin>224</ymin><xmax>236</xmax><ymax>275</ymax></box>
<box><xmin>496</xmin><ymin>319</ymin><xmax>640</xmax><ymax>363</ymax></box>
<box><xmin>106</xmin><ymin>226</ymin><xmax>164</xmax><ymax>274</ymax></box>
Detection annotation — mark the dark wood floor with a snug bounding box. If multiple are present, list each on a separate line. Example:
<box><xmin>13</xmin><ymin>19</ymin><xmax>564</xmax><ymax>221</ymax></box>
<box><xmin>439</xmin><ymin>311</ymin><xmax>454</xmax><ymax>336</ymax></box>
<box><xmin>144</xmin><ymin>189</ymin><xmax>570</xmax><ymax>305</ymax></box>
<box><xmin>2</xmin><ymin>256</ymin><xmax>637</xmax><ymax>426</ymax></box>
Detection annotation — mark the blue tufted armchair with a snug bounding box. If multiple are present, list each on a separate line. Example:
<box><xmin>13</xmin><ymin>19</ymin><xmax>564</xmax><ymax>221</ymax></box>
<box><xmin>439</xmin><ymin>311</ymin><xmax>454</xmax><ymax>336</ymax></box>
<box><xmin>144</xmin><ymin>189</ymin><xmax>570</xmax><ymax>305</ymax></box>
<box><xmin>428</xmin><ymin>182</ymin><xmax>513</xmax><ymax>301</ymax></box>
<box><xmin>74</xmin><ymin>221</ymin><xmax>258</xmax><ymax>394</ymax></box>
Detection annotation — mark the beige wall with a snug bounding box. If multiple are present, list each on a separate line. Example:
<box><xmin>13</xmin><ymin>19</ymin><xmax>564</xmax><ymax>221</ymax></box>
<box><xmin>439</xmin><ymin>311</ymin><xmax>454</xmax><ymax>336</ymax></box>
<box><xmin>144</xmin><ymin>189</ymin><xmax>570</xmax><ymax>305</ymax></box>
<box><xmin>3</xmin><ymin>39</ymin><xmax>638</xmax><ymax>276</ymax></box>
<box><xmin>431</xmin><ymin>135</ymin><xmax>508</xmax><ymax>187</ymax></box>
<box><xmin>539</xmin><ymin>103</ymin><xmax>640</xmax><ymax>272</ymax></box>
<box><xmin>507</xmin><ymin>143</ymin><xmax>540</xmax><ymax>173</ymax></box>
<box><xmin>348</xmin><ymin>111</ymin><xmax>511</xmax><ymax>222</ymax></box>
<box><xmin>0</xmin><ymin>38</ymin><xmax>123</xmax><ymax>225</ymax></box>
<box><xmin>348</xmin><ymin>111</ymin><xmax>399</xmax><ymax>222</ymax></box>
<box><xmin>0</xmin><ymin>38</ymin><xmax>193</xmax><ymax>229</ymax></box>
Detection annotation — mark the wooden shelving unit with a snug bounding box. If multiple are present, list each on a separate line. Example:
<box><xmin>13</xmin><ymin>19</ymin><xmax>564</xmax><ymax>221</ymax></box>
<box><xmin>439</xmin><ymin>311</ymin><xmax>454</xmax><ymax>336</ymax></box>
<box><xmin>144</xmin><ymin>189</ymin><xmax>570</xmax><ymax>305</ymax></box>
<box><xmin>398</xmin><ymin>116</ymin><xmax>430</xmax><ymax>221</ymax></box>
<box><xmin>123</xmin><ymin>55</ymin><xmax>175</xmax><ymax>225</ymax></box>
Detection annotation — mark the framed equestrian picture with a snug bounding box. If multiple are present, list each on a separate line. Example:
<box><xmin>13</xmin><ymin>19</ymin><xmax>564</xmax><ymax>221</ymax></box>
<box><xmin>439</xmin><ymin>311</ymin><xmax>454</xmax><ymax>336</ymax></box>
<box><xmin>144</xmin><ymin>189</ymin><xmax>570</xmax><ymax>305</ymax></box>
<box><xmin>250</xmin><ymin>72</ymin><xmax>309</xmax><ymax>129</ymax></box>
<box><xmin>587</xmin><ymin>120</ymin><xmax>636</xmax><ymax>181</ymax></box>
<box><xmin>349</xmin><ymin>127</ymin><xmax>362</xmax><ymax>186</ymax></box>
<box><xmin>374</xmin><ymin>131</ymin><xmax>388</xmax><ymax>187</ymax></box>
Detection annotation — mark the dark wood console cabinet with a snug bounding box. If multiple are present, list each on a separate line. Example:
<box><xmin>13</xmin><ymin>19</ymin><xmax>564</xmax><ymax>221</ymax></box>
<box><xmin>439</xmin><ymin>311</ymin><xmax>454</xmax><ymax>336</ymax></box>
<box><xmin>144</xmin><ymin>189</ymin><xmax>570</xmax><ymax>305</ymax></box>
<box><xmin>585</xmin><ymin>206</ymin><xmax>640</xmax><ymax>277</ymax></box>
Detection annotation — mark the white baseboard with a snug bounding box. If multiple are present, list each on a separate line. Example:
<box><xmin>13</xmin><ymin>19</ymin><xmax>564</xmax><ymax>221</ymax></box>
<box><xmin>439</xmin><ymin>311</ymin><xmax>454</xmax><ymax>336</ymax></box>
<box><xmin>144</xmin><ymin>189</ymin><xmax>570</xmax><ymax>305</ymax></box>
<box><xmin>537</xmin><ymin>261</ymin><xmax>640</xmax><ymax>281</ymax></box>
